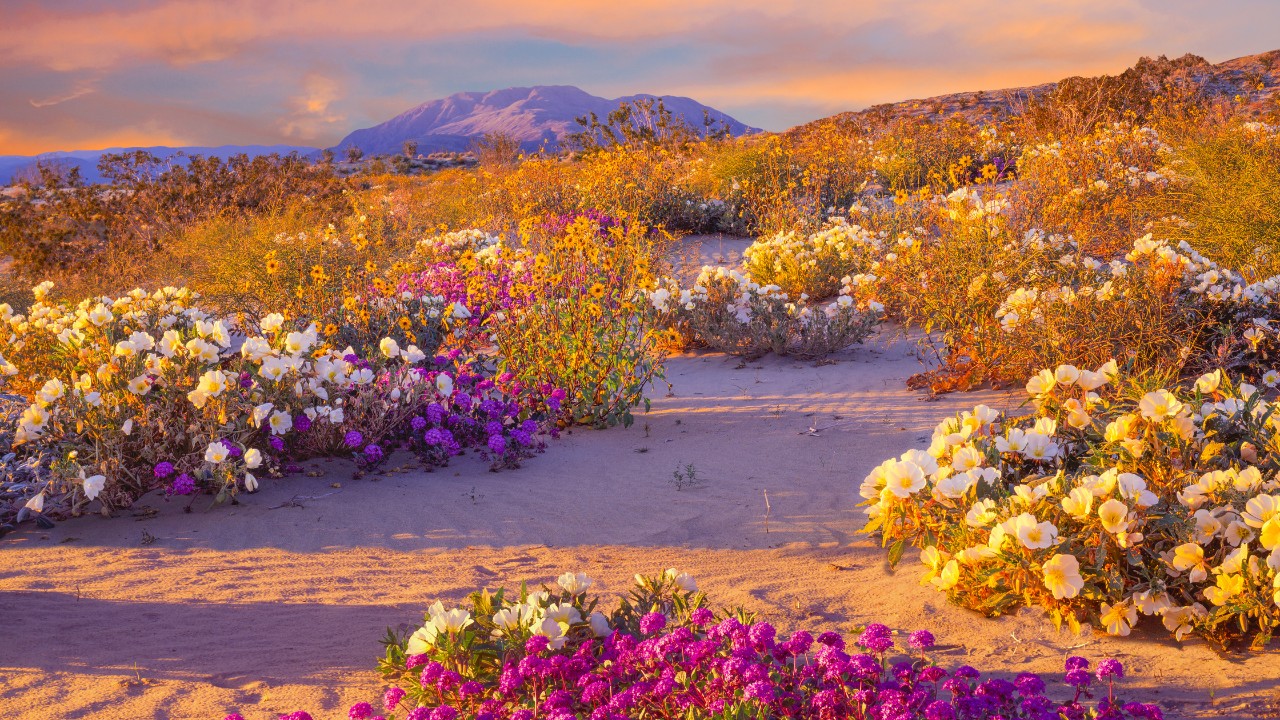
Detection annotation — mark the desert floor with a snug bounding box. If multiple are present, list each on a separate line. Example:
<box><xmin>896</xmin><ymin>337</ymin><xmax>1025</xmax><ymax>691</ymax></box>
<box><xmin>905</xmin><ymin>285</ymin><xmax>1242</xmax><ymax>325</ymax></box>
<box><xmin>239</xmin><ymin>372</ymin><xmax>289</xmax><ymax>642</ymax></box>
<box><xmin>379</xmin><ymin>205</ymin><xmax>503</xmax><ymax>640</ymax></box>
<box><xmin>4</xmin><ymin>332</ymin><xmax>1279</xmax><ymax>720</ymax></box>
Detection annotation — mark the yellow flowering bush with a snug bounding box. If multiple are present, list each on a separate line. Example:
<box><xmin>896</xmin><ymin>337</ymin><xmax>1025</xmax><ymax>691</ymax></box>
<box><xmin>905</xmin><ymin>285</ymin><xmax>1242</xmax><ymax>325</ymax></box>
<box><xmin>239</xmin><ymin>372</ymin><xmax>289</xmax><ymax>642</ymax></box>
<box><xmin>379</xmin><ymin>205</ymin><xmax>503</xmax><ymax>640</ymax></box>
<box><xmin>862</xmin><ymin>361</ymin><xmax>1280</xmax><ymax>649</ymax></box>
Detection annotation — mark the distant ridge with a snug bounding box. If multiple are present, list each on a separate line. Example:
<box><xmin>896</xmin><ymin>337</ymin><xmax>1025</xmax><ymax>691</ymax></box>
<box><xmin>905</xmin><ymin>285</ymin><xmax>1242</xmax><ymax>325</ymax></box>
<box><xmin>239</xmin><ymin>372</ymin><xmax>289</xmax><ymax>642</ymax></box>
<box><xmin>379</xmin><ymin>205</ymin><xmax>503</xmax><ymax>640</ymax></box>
<box><xmin>333</xmin><ymin>85</ymin><xmax>760</xmax><ymax>155</ymax></box>
<box><xmin>0</xmin><ymin>144</ymin><xmax>318</xmax><ymax>185</ymax></box>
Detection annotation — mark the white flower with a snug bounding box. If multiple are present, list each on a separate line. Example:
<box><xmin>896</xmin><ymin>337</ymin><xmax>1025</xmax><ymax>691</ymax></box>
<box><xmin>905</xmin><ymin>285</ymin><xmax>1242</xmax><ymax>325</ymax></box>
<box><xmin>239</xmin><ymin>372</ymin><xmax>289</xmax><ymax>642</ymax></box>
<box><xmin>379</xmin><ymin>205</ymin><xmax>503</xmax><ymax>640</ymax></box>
<box><xmin>25</xmin><ymin>491</ymin><xmax>45</xmax><ymax>513</ymax></box>
<box><xmin>557</xmin><ymin>571</ymin><xmax>593</xmax><ymax>594</ymax></box>
<box><xmin>379</xmin><ymin>337</ymin><xmax>401</xmax><ymax>358</ymax></box>
<box><xmin>204</xmin><ymin>441</ymin><xmax>230</xmax><ymax>464</ymax></box>
<box><xmin>664</xmin><ymin>568</ymin><xmax>698</xmax><ymax>592</ymax></box>
<box><xmin>82</xmin><ymin>474</ymin><xmax>105</xmax><ymax>501</ymax></box>
<box><xmin>244</xmin><ymin>448</ymin><xmax>263</xmax><ymax>469</ymax></box>
<box><xmin>268</xmin><ymin>410</ymin><xmax>294</xmax><ymax>435</ymax></box>
<box><xmin>1011</xmin><ymin>513</ymin><xmax>1058</xmax><ymax>550</ymax></box>
<box><xmin>244</xmin><ymin>473</ymin><xmax>258</xmax><ymax>492</ymax></box>
<box><xmin>436</xmin><ymin>373</ymin><xmax>454</xmax><ymax>397</ymax></box>
<box><xmin>588</xmin><ymin>611</ymin><xmax>611</xmax><ymax>637</ymax></box>
<box><xmin>260</xmin><ymin>313</ymin><xmax>285</xmax><ymax>333</ymax></box>
<box><xmin>404</xmin><ymin>345</ymin><xmax>426</xmax><ymax>364</ymax></box>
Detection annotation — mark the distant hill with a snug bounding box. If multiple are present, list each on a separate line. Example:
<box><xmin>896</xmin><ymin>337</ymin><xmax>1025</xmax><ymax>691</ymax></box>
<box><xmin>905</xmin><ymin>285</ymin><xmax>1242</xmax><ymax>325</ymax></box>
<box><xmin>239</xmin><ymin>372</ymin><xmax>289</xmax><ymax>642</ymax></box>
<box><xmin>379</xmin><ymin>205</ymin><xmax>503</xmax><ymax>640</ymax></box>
<box><xmin>333</xmin><ymin>85</ymin><xmax>760</xmax><ymax>156</ymax></box>
<box><xmin>793</xmin><ymin>49</ymin><xmax>1280</xmax><ymax>131</ymax></box>
<box><xmin>0</xmin><ymin>144</ymin><xmax>318</xmax><ymax>185</ymax></box>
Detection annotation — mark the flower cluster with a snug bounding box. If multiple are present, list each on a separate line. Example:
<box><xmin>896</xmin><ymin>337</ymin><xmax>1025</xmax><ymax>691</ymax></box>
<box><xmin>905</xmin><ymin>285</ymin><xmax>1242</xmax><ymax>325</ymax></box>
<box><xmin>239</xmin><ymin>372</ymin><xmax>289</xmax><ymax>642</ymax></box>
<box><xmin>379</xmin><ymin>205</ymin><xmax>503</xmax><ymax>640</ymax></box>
<box><xmin>863</xmin><ymin>361</ymin><xmax>1280</xmax><ymax>648</ymax></box>
<box><xmin>228</xmin><ymin>570</ymin><xmax>1159</xmax><ymax>720</ymax></box>
<box><xmin>649</xmin><ymin>266</ymin><xmax>882</xmax><ymax>358</ymax></box>
<box><xmin>1</xmin><ymin>283</ymin><xmax>556</xmax><ymax>522</ymax></box>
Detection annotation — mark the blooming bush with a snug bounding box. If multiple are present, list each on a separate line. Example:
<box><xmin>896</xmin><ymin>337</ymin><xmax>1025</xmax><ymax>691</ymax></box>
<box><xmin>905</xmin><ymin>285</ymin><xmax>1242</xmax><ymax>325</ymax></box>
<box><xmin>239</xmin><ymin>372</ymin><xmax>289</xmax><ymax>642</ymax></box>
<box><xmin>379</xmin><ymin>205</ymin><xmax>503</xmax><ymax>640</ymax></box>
<box><xmin>741</xmin><ymin>220</ymin><xmax>884</xmax><ymax>299</ymax></box>
<box><xmin>0</xmin><ymin>282</ymin><xmax>556</xmax><ymax>522</ymax></box>
<box><xmin>649</xmin><ymin>267</ymin><xmax>883</xmax><ymax>359</ymax></box>
<box><xmin>228</xmin><ymin>570</ymin><xmax>1161</xmax><ymax>720</ymax></box>
<box><xmin>861</xmin><ymin>362</ymin><xmax>1280</xmax><ymax>649</ymax></box>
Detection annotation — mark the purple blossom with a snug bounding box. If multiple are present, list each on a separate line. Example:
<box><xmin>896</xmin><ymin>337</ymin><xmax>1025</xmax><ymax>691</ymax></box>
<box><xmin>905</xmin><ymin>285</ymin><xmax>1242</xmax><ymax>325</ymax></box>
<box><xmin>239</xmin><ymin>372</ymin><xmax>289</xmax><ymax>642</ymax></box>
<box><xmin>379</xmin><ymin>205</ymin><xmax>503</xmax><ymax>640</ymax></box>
<box><xmin>344</xmin><ymin>430</ymin><xmax>364</xmax><ymax>448</ymax></box>
<box><xmin>909</xmin><ymin>629</ymin><xmax>935</xmax><ymax>651</ymax></box>
<box><xmin>153</xmin><ymin>461</ymin><xmax>174</xmax><ymax>479</ymax></box>
<box><xmin>348</xmin><ymin>703</ymin><xmax>374</xmax><ymax>720</ymax></box>
<box><xmin>639</xmin><ymin>612</ymin><xmax>666</xmax><ymax>635</ymax></box>
<box><xmin>167</xmin><ymin>473</ymin><xmax>196</xmax><ymax>497</ymax></box>
<box><xmin>1097</xmin><ymin>659</ymin><xmax>1125</xmax><ymax>680</ymax></box>
<box><xmin>295</xmin><ymin>414</ymin><xmax>313</xmax><ymax>432</ymax></box>
<box><xmin>269</xmin><ymin>435</ymin><xmax>285</xmax><ymax>452</ymax></box>
<box><xmin>486</xmin><ymin>434</ymin><xmax>507</xmax><ymax>454</ymax></box>
<box><xmin>382</xmin><ymin>687</ymin><xmax>405</xmax><ymax>712</ymax></box>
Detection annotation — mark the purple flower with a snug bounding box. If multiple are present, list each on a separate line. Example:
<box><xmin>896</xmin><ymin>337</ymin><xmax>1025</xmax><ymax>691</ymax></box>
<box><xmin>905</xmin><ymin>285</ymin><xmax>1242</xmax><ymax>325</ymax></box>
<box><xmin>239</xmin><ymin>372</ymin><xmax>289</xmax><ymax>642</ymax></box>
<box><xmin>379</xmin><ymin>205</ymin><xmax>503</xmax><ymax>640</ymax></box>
<box><xmin>278</xmin><ymin>713</ymin><xmax>313</xmax><ymax>720</ymax></box>
<box><xmin>858</xmin><ymin>623</ymin><xmax>894</xmax><ymax>653</ymax></box>
<box><xmin>426</xmin><ymin>403</ymin><xmax>446</xmax><ymax>424</ymax></box>
<box><xmin>295</xmin><ymin>414</ymin><xmax>312</xmax><ymax>432</ymax></box>
<box><xmin>364</xmin><ymin>444</ymin><xmax>384</xmax><ymax>463</ymax></box>
<box><xmin>525</xmin><ymin>635</ymin><xmax>550</xmax><ymax>654</ymax></box>
<box><xmin>344</xmin><ymin>430</ymin><xmax>364</xmax><ymax>448</ymax></box>
<box><xmin>743</xmin><ymin>680</ymin><xmax>775</xmax><ymax>703</ymax></box>
<box><xmin>153</xmin><ymin>461</ymin><xmax>175</xmax><ymax>479</ymax></box>
<box><xmin>348</xmin><ymin>702</ymin><xmax>374</xmax><ymax>720</ymax></box>
<box><xmin>269</xmin><ymin>436</ymin><xmax>285</xmax><ymax>452</ymax></box>
<box><xmin>167</xmin><ymin>473</ymin><xmax>196</xmax><ymax>497</ymax></box>
<box><xmin>690</xmin><ymin>608</ymin><xmax>715</xmax><ymax>626</ymax></box>
<box><xmin>1016</xmin><ymin>672</ymin><xmax>1046</xmax><ymax>696</ymax></box>
<box><xmin>429</xmin><ymin>707</ymin><xmax>457</xmax><ymax>720</ymax></box>
<box><xmin>1097</xmin><ymin>658</ymin><xmax>1124</xmax><ymax>680</ymax></box>
<box><xmin>487</xmin><ymin>434</ymin><xmax>507</xmax><ymax>454</ymax></box>
<box><xmin>1065</xmin><ymin>669</ymin><xmax>1092</xmax><ymax>688</ymax></box>
<box><xmin>406</xmin><ymin>709</ymin><xmax>430</xmax><ymax>720</ymax></box>
<box><xmin>909</xmin><ymin>629</ymin><xmax>935</xmax><ymax>651</ymax></box>
<box><xmin>383</xmin><ymin>687</ymin><xmax>406</xmax><ymax>712</ymax></box>
<box><xmin>639</xmin><ymin>612</ymin><xmax>666</xmax><ymax>635</ymax></box>
<box><xmin>924</xmin><ymin>700</ymin><xmax>956</xmax><ymax>720</ymax></box>
<box><xmin>411</xmin><ymin>416</ymin><xmax>427</xmax><ymax>431</ymax></box>
<box><xmin>224</xmin><ymin>715</ymin><xmax>246</xmax><ymax>720</ymax></box>
<box><xmin>1065</xmin><ymin>656</ymin><xmax>1090</xmax><ymax>671</ymax></box>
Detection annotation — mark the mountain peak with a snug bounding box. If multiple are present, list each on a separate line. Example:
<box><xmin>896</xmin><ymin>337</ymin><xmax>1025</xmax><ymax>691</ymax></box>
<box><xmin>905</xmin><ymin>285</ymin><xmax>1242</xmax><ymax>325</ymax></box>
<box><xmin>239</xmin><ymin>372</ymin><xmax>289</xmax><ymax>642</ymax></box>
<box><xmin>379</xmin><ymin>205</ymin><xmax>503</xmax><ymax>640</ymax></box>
<box><xmin>334</xmin><ymin>85</ymin><xmax>758</xmax><ymax>155</ymax></box>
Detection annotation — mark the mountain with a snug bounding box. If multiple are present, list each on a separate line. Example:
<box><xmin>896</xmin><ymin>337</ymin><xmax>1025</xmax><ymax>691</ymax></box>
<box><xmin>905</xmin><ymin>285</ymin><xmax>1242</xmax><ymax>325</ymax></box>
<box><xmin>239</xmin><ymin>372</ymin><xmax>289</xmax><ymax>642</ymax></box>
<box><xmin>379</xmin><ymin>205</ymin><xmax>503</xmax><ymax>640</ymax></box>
<box><xmin>793</xmin><ymin>50</ymin><xmax>1280</xmax><ymax>131</ymax></box>
<box><xmin>333</xmin><ymin>85</ymin><xmax>760</xmax><ymax>155</ymax></box>
<box><xmin>0</xmin><ymin>144</ymin><xmax>318</xmax><ymax>185</ymax></box>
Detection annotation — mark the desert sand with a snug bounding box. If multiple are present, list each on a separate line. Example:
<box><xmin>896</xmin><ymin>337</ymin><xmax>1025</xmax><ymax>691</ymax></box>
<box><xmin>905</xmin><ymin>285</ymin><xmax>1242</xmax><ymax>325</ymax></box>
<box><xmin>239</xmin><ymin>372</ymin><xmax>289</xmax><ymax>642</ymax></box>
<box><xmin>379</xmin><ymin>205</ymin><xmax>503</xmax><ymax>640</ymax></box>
<box><xmin>3</xmin><ymin>335</ymin><xmax>1279</xmax><ymax>719</ymax></box>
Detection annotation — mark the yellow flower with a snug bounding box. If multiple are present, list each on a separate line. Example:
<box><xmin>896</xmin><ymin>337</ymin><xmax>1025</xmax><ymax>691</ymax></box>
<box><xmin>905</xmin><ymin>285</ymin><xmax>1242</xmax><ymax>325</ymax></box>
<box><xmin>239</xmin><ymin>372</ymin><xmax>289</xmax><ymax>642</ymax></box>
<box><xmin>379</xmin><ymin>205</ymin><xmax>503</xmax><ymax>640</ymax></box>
<box><xmin>1042</xmin><ymin>553</ymin><xmax>1084</xmax><ymax>600</ymax></box>
<box><xmin>397</xmin><ymin>315</ymin><xmax>413</xmax><ymax>331</ymax></box>
<box><xmin>1203</xmin><ymin>573</ymin><xmax>1244</xmax><ymax>606</ymax></box>
<box><xmin>1100</xmin><ymin>600</ymin><xmax>1137</xmax><ymax>636</ymax></box>
<box><xmin>265</xmin><ymin>258</ymin><xmax>280</xmax><ymax>275</ymax></box>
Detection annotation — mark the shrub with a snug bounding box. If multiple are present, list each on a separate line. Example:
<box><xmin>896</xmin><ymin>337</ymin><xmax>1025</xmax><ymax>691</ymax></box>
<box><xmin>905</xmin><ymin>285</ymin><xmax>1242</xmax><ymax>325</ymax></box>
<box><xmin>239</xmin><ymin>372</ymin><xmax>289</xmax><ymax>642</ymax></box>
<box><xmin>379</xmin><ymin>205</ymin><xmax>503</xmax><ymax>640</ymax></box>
<box><xmin>862</xmin><ymin>362</ymin><xmax>1280</xmax><ymax>649</ymax></box>
<box><xmin>230</xmin><ymin>570</ymin><xmax>1162</xmax><ymax>720</ymax></box>
<box><xmin>650</xmin><ymin>267</ymin><xmax>882</xmax><ymax>359</ymax></box>
<box><xmin>0</xmin><ymin>282</ymin><xmax>555</xmax><ymax>522</ymax></box>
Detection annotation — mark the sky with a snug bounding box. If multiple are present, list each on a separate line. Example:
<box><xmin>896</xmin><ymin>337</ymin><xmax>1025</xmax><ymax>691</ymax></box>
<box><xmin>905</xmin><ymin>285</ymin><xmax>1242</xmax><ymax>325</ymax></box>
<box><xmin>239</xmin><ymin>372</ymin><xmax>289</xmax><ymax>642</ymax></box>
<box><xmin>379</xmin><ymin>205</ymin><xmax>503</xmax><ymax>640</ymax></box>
<box><xmin>1</xmin><ymin>0</ymin><xmax>1278</xmax><ymax>155</ymax></box>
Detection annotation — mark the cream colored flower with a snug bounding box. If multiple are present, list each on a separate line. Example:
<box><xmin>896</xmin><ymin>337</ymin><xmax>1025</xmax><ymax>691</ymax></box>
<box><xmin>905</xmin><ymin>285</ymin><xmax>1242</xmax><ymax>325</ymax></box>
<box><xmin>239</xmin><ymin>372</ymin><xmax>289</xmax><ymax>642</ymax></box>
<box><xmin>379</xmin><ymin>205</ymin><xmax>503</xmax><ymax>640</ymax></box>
<box><xmin>1097</xmin><ymin>498</ymin><xmax>1130</xmax><ymax>534</ymax></box>
<box><xmin>1042</xmin><ymin>553</ymin><xmax>1083</xmax><ymax>599</ymax></box>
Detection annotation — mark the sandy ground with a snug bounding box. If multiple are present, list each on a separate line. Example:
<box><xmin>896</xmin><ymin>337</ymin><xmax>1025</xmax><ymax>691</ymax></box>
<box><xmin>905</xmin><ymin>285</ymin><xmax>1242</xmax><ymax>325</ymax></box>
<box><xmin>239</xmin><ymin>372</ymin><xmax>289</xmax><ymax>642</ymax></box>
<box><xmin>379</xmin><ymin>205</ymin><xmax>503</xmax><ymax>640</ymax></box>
<box><xmin>3</xmin><ymin>332</ymin><xmax>1280</xmax><ymax>720</ymax></box>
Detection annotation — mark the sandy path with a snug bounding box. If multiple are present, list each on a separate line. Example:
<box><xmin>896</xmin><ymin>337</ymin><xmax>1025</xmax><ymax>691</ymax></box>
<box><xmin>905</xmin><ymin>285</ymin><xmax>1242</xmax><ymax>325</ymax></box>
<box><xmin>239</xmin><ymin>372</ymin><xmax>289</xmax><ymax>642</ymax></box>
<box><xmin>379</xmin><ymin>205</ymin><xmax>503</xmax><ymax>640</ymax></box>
<box><xmin>2</xmin><ymin>334</ymin><xmax>1278</xmax><ymax>720</ymax></box>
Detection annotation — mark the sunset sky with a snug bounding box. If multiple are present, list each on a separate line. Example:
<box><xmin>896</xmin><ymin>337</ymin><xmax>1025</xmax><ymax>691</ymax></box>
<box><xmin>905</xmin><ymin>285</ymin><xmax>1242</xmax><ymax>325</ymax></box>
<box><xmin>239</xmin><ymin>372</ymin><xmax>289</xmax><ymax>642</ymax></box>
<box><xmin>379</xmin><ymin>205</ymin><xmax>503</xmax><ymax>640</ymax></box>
<box><xmin>2</xmin><ymin>0</ymin><xmax>1277</xmax><ymax>155</ymax></box>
